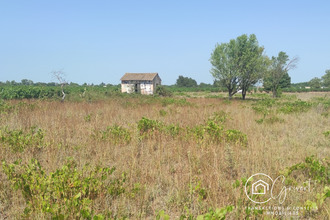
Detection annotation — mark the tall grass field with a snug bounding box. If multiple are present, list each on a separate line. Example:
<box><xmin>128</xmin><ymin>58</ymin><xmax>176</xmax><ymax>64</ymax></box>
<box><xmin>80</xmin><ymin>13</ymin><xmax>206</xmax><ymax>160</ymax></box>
<box><xmin>0</xmin><ymin>92</ymin><xmax>329</xmax><ymax>219</ymax></box>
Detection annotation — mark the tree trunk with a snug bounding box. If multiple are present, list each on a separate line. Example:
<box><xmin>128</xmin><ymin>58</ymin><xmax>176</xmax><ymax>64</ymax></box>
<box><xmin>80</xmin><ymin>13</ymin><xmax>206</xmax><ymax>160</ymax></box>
<box><xmin>228</xmin><ymin>87</ymin><xmax>233</xmax><ymax>99</ymax></box>
<box><xmin>272</xmin><ymin>90</ymin><xmax>277</xmax><ymax>98</ymax></box>
<box><xmin>242</xmin><ymin>89</ymin><xmax>246</xmax><ymax>100</ymax></box>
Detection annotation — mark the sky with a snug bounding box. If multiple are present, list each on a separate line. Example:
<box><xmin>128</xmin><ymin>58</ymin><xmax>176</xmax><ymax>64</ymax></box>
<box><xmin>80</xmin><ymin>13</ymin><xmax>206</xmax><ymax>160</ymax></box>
<box><xmin>0</xmin><ymin>0</ymin><xmax>329</xmax><ymax>85</ymax></box>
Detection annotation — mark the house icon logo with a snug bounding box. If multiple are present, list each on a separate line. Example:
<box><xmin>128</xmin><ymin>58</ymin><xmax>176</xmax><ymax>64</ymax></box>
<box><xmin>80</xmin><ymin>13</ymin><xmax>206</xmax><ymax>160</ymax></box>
<box><xmin>252</xmin><ymin>179</ymin><xmax>269</xmax><ymax>195</ymax></box>
<box><xmin>245</xmin><ymin>173</ymin><xmax>273</xmax><ymax>204</ymax></box>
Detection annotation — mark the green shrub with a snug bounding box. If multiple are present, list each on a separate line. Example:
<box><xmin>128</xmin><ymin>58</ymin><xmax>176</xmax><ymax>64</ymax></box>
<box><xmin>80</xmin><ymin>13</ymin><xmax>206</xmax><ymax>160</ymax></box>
<box><xmin>281</xmin><ymin>155</ymin><xmax>329</xmax><ymax>184</ymax></box>
<box><xmin>159</xmin><ymin>109</ymin><xmax>167</xmax><ymax>116</ymax></box>
<box><xmin>0</xmin><ymin>126</ymin><xmax>45</xmax><ymax>152</ymax></box>
<box><xmin>137</xmin><ymin>117</ymin><xmax>163</xmax><ymax>136</ymax></box>
<box><xmin>155</xmin><ymin>85</ymin><xmax>173</xmax><ymax>97</ymax></box>
<box><xmin>2</xmin><ymin>158</ymin><xmax>126</xmax><ymax>219</ymax></box>
<box><xmin>94</xmin><ymin>125</ymin><xmax>131</xmax><ymax>144</ymax></box>
<box><xmin>197</xmin><ymin>205</ymin><xmax>234</xmax><ymax>220</ymax></box>
<box><xmin>277</xmin><ymin>100</ymin><xmax>312</xmax><ymax>114</ymax></box>
<box><xmin>323</xmin><ymin>131</ymin><xmax>330</xmax><ymax>138</ymax></box>
<box><xmin>225</xmin><ymin>129</ymin><xmax>248</xmax><ymax>147</ymax></box>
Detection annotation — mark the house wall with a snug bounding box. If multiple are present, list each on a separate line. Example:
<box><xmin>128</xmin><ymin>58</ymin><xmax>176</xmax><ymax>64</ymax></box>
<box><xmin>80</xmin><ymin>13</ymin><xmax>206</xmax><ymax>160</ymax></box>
<box><xmin>153</xmin><ymin>75</ymin><xmax>162</xmax><ymax>91</ymax></box>
<box><xmin>121</xmin><ymin>80</ymin><xmax>154</xmax><ymax>94</ymax></box>
<box><xmin>140</xmin><ymin>83</ymin><xmax>153</xmax><ymax>95</ymax></box>
<box><xmin>121</xmin><ymin>83</ymin><xmax>135</xmax><ymax>93</ymax></box>
<box><xmin>121</xmin><ymin>76</ymin><xmax>162</xmax><ymax>95</ymax></box>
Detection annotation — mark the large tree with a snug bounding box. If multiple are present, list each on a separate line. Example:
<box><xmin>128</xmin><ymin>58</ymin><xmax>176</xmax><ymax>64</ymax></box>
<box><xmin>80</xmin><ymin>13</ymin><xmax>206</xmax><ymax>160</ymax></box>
<box><xmin>263</xmin><ymin>51</ymin><xmax>298</xmax><ymax>97</ymax></box>
<box><xmin>210</xmin><ymin>41</ymin><xmax>238</xmax><ymax>98</ymax></box>
<box><xmin>309</xmin><ymin>77</ymin><xmax>322</xmax><ymax>89</ymax></box>
<box><xmin>235</xmin><ymin>34</ymin><xmax>266</xmax><ymax>99</ymax></box>
<box><xmin>176</xmin><ymin>75</ymin><xmax>198</xmax><ymax>87</ymax></box>
<box><xmin>210</xmin><ymin>34</ymin><xmax>266</xmax><ymax>99</ymax></box>
<box><xmin>321</xmin><ymin>69</ymin><xmax>330</xmax><ymax>87</ymax></box>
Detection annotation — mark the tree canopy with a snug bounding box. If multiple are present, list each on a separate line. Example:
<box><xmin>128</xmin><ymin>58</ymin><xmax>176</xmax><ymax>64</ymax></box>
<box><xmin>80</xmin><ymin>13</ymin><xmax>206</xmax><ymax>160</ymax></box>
<box><xmin>176</xmin><ymin>75</ymin><xmax>198</xmax><ymax>87</ymax></box>
<box><xmin>210</xmin><ymin>34</ymin><xmax>266</xmax><ymax>99</ymax></box>
<box><xmin>321</xmin><ymin>69</ymin><xmax>330</xmax><ymax>87</ymax></box>
<box><xmin>263</xmin><ymin>51</ymin><xmax>297</xmax><ymax>97</ymax></box>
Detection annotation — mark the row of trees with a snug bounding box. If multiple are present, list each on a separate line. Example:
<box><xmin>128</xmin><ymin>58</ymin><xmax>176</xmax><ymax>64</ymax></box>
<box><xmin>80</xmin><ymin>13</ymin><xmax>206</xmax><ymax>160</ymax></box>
<box><xmin>308</xmin><ymin>70</ymin><xmax>330</xmax><ymax>89</ymax></box>
<box><xmin>210</xmin><ymin>34</ymin><xmax>298</xmax><ymax>99</ymax></box>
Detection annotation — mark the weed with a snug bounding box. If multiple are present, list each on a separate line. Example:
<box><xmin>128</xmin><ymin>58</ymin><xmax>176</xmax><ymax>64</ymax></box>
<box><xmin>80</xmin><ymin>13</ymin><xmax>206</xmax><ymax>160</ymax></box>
<box><xmin>159</xmin><ymin>109</ymin><xmax>167</xmax><ymax>117</ymax></box>
<box><xmin>2</xmin><ymin>158</ymin><xmax>127</xmax><ymax>219</ymax></box>
<box><xmin>197</xmin><ymin>205</ymin><xmax>234</xmax><ymax>220</ymax></box>
<box><xmin>225</xmin><ymin>129</ymin><xmax>248</xmax><ymax>147</ymax></box>
<box><xmin>281</xmin><ymin>155</ymin><xmax>329</xmax><ymax>184</ymax></box>
<box><xmin>137</xmin><ymin>117</ymin><xmax>163</xmax><ymax>138</ymax></box>
<box><xmin>84</xmin><ymin>113</ymin><xmax>92</xmax><ymax>122</ymax></box>
<box><xmin>277</xmin><ymin>100</ymin><xmax>312</xmax><ymax>114</ymax></box>
<box><xmin>94</xmin><ymin>125</ymin><xmax>131</xmax><ymax>144</ymax></box>
<box><xmin>0</xmin><ymin>126</ymin><xmax>45</xmax><ymax>152</ymax></box>
<box><xmin>323</xmin><ymin>131</ymin><xmax>330</xmax><ymax>138</ymax></box>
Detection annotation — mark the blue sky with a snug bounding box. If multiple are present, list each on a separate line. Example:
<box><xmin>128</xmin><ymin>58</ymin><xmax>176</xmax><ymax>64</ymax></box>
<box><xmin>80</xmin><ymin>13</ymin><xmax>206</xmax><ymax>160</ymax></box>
<box><xmin>0</xmin><ymin>0</ymin><xmax>329</xmax><ymax>85</ymax></box>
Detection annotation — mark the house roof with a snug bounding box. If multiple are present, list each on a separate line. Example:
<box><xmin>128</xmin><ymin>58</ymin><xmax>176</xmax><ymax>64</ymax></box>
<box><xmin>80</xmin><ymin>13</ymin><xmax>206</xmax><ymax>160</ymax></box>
<box><xmin>120</xmin><ymin>73</ymin><xmax>160</xmax><ymax>81</ymax></box>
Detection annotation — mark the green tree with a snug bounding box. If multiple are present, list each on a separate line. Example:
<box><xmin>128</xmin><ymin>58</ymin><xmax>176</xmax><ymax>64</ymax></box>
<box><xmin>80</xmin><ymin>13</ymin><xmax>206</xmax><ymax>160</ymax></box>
<box><xmin>176</xmin><ymin>75</ymin><xmax>197</xmax><ymax>87</ymax></box>
<box><xmin>309</xmin><ymin>77</ymin><xmax>322</xmax><ymax>89</ymax></box>
<box><xmin>21</xmin><ymin>79</ymin><xmax>34</xmax><ymax>85</ymax></box>
<box><xmin>321</xmin><ymin>69</ymin><xmax>330</xmax><ymax>87</ymax></box>
<box><xmin>210</xmin><ymin>34</ymin><xmax>266</xmax><ymax>99</ymax></box>
<box><xmin>210</xmin><ymin>40</ymin><xmax>239</xmax><ymax>98</ymax></box>
<box><xmin>235</xmin><ymin>34</ymin><xmax>267</xmax><ymax>99</ymax></box>
<box><xmin>263</xmin><ymin>51</ymin><xmax>297</xmax><ymax>97</ymax></box>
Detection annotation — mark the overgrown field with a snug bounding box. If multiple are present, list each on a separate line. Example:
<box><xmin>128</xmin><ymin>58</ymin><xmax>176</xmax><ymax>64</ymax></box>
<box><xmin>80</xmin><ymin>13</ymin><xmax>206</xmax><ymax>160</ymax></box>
<box><xmin>0</xmin><ymin>92</ymin><xmax>329</xmax><ymax>219</ymax></box>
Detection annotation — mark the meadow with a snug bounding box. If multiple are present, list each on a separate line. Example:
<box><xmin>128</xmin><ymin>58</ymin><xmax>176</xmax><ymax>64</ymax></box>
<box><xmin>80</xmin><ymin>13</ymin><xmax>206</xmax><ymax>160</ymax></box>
<box><xmin>0</xmin><ymin>91</ymin><xmax>329</xmax><ymax>219</ymax></box>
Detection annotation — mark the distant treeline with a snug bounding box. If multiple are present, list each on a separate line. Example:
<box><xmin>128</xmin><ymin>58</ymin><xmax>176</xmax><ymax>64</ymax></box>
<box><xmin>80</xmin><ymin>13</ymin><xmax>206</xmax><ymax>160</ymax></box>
<box><xmin>0</xmin><ymin>79</ymin><xmax>329</xmax><ymax>100</ymax></box>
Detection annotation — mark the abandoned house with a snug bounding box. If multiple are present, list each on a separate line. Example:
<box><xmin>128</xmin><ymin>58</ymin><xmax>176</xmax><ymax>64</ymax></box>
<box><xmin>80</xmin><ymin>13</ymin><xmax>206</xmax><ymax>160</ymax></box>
<box><xmin>120</xmin><ymin>73</ymin><xmax>162</xmax><ymax>95</ymax></box>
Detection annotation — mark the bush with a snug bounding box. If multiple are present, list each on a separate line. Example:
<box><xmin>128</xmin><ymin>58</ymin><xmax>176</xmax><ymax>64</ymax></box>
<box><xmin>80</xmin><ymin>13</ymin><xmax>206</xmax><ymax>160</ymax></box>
<box><xmin>0</xmin><ymin>126</ymin><xmax>45</xmax><ymax>152</ymax></box>
<box><xmin>2</xmin><ymin>158</ymin><xmax>127</xmax><ymax>219</ymax></box>
<box><xmin>94</xmin><ymin>125</ymin><xmax>131</xmax><ymax>144</ymax></box>
<box><xmin>155</xmin><ymin>85</ymin><xmax>172</xmax><ymax>97</ymax></box>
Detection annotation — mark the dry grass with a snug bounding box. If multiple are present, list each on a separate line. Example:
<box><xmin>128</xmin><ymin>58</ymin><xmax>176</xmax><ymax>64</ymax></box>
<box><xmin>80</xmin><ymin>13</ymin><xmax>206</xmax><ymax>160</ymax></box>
<box><xmin>0</xmin><ymin>93</ymin><xmax>329</xmax><ymax>219</ymax></box>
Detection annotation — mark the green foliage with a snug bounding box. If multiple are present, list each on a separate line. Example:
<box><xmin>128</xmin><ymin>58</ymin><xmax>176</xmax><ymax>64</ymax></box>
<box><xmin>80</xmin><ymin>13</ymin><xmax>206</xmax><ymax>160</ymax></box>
<box><xmin>197</xmin><ymin>206</ymin><xmax>234</xmax><ymax>220</ymax></box>
<box><xmin>94</xmin><ymin>125</ymin><xmax>131</xmax><ymax>144</ymax></box>
<box><xmin>251</xmin><ymin>98</ymin><xmax>276</xmax><ymax>118</ymax></box>
<box><xmin>159</xmin><ymin>109</ymin><xmax>167</xmax><ymax>116</ymax></box>
<box><xmin>156</xmin><ymin>210</ymin><xmax>170</xmax><ymax>220</ymax></box>
<box><xmin>2</xmin><ymin>158</ymin><xmax>127</xmax><ymax>219</ymax></box>
<box><xmin>138</xmin><ymin>117</ymin><xmax>163</xmax><ymax>137</ymax></box>
<box><xmin>281</xmin><ymin>155</ymin><xmax>329</xmax><ymax>184</ymax></box>
<box><xmin>263</xmin><ymin>51</ymin><xmax>296</xmax><ymax>98</ymax></box>
<box><xmin>277</xmin><ymin>100</ymin><xmax>312</xmax><ymax>114</ymax></box>
<box><xmin>156</xmin><ymin>85</ymin><xmax>173</xmax><ymax>97</ymax></box>
<box><xmin>176</xmin><ymin>75</ymin><xmax>198</xmax><ymax>87</ymax></box>
<box><xmin>189</xmin><ymin>179</ymin><xmax>208</xmax><ymax>202</ymax></box>
<box><xmin>252</xmin><ymin>98</ymin><xmax>312</xmax><ymax>118</ymax></box>
<box><xmin>84</xmin><ymin>113</ymin><xmax>92</xmax><ymax>122</ymax></box>
<box><xmin>204</xmin><ymin>119</ymin><xmax>224</xmax><ymax>142</ymax></box>
<box><xmin>0</xmin><ymin>85</ymin><xmax>60</xmax><ymax>99</ymax></box>
<box><xmin>303</xmin><ymin>186</ymin><xmax>330</xmax><ymax>217</ymax></box>
<box><xmin>323</xmin><ymin>130</ymin><xmax>330</xmax><ymax>138</ymax></box>
<box><xmin>209</xmin><ymin>110</ymin><xmax>230</xmax><ymax>124</ymax></box>
<box><xmin>210</xmin><ymin>34</ymin><xmax>266</xmax><ymax>99</ymax></box>
<box><xmin>137</xmin><ymin>117</ymin><xmax>181</xmax><ymax>139</ymax></box>
<box><xmin>232</xmin><ymin>177</ymin><xmax>263</xmax><ymax>218</ymax></box>
<box><xmin>321</xmin><ymin>69</ymin><xmax>330</xmax><ymax>87</ymax></box>
<box><xmin>0</xmin><ymin>85</ymin><xmax>121</xmax><ymax>101</ymax></box>
<box><xmin>0</xmin><ymin>99</ymin><xmax>14</xmax><ymax>114</ymax></box>
<box><xmin>309</xmin><ymin>77</ymin><xmax>322</xmax><ymax>89</ymax></box>
<box><xmin>225</xmin><ymin>130</ymin><xmax>248</xmax><ymax>147</ymax></box>
<box><xmin>0</xmin><ymin>126</ymin><xmax>45</xmax><ymax>152</ymax></box>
